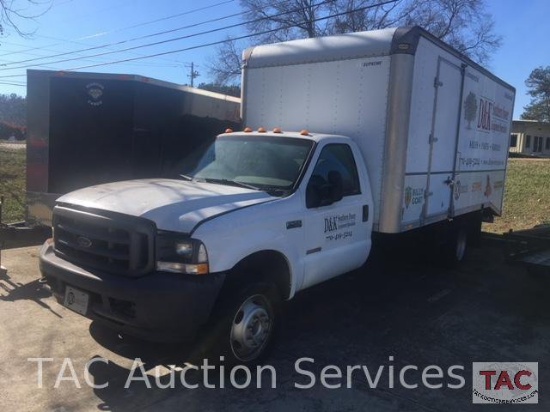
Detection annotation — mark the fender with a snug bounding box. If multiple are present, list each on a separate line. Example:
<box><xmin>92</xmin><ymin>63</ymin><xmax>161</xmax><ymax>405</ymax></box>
<box><xmin>193</xmin><ymin>192</ymin><xmax>306</xmax><ymax>299</ymax></box>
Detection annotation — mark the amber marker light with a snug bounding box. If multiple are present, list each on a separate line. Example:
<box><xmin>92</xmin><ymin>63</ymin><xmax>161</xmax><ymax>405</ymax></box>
<box><xmin>258</xmin><ymin>127</ymin><xmax>267</xmax><ymax>133</ymax></box>
<box><xmin>244</xmin><ymin>127</ymin><xmax>253</xmax><ymax>132</ymax></box>
<box><xmin>300</xmin><ymin>129</ymin><xmax>310</xmax><ymax>136</ymax></box>
<box><xmin>273</xmin><ymin>127</ymin><xmax>283</xmax><ymax>133</ymax></box>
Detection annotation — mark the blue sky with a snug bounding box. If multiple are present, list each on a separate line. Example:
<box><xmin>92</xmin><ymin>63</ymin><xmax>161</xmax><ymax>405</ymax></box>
<box><xmin>0</xmin><ymin>0</ymin><xmax>547</xmax><ymax>119</ymax></box>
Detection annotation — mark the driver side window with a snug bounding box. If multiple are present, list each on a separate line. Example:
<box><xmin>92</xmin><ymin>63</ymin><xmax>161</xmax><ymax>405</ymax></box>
<box><xmin>306</xmin><ymin>144</ymin><xmax>361</xmax><ymax>208</ymax></box>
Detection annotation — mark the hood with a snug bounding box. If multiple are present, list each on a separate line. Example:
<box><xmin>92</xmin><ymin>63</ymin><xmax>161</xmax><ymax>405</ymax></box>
<box><xmin>57</xmin><ymin>179</ymin><xmax>275</xmax><ymax>233</ymax></box>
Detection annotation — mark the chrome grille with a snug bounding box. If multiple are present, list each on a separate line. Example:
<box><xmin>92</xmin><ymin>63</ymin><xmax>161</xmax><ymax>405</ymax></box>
<box><xmin>53</xmin><ymin>205</ymin><xmax>155</xmax><ymax>276</ymax></box>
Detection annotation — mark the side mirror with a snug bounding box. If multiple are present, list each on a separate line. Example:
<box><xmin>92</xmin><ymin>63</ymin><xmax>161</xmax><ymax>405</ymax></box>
<box><xmin>306</xmin><ymin>171</ymin><xmax>344</xmax><ymax>208</ymax></box>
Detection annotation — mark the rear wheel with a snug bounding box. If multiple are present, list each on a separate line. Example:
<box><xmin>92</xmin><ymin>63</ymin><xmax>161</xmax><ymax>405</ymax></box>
<box><xmin>440</xmin><ymin>223</ymin><xmax>468</xmax><ymax>267</ymax></box>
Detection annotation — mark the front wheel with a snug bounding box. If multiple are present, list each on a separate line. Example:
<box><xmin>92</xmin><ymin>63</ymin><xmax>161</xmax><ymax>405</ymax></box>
<box><xmin>210</xmin><ymin>282</ymin><xmax>281</xmax><ymax>365</ymax></box>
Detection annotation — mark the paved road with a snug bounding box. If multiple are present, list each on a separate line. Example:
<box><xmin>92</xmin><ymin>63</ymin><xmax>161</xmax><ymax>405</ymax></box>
<box><xmin>0</xmin><ymin>239</ymin><xmax>548</xmax><ymax>411</ymax></box>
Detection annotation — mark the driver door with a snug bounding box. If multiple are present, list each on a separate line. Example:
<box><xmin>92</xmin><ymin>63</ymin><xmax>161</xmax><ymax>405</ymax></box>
<box><xmin>302</xmin><ymin>143</ymin><xmax>370</xmax><ymax>289</ymax></box>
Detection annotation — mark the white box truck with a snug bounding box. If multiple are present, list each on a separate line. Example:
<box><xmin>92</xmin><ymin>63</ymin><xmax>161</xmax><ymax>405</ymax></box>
<box><xmin>39</xmin><ymin>27</ymin><xmax>515</xmax><ymax>364</ymax></box>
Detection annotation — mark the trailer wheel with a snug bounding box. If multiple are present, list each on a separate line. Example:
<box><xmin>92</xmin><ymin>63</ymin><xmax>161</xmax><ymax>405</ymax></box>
<box><xmin>210</xmin><ymin>282</ymin><xmax>281</xmax><ymax>365</ymax></box>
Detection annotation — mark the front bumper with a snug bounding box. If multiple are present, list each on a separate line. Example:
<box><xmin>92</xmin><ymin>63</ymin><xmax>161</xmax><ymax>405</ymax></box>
<box><xmin>39</xmin><ymin>239</ymin><xmax>225</xmax><ymax>342</ymax></box>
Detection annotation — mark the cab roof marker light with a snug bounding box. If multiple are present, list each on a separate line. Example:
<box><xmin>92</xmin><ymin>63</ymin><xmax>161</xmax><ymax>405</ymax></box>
<box><xmin>273</xmin><ymin>127</ymin><xmax>283</xmax><ymax>133</ymax></box>
<box><xmin>244</xmin><ymin>127</ymin><xmax>253</xmax><ymax>132</ymax></box>
<box><xmin>300</xmin><ymin>129</ymin><xmax>310</xmax><ymax>136</ymax></box>
<box><xmin>225</xmin><ymin>128</ymin><xmax>234</xmax><ymax>133</ymax></box>
<box><xmin>258</xmin><ymin>127</ymin><xmax>267</xmax><ymax>133</ymax></box>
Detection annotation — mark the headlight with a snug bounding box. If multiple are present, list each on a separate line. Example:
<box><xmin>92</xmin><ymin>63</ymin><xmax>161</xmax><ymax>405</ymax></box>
<box><xmin>156</xmin><ymin>232</ymin><xmax>209</xmax><ymax>275</ymax></box>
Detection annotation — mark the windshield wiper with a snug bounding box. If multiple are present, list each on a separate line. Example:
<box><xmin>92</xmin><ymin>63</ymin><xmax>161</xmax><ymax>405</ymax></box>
<box><xmin>179</xmin><ymin>174</ymin><xmax>193</xmax><ymax>181</ymax></box>
<box><xmin>202</xmin><ymin>178</ymin><xmax>259</xmax><ymax>191</ymax></box>
<box><xmin>264</xmin><ymin>187</ymin><xmax>290</xmax><ymax>197</ymax></box>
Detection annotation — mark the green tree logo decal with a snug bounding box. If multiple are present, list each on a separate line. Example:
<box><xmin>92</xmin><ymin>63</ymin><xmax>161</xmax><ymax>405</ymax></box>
<box><xmin>463</xmin><ymin>92</ymin><xmax>478</xmax><ymax>129</ymax></box>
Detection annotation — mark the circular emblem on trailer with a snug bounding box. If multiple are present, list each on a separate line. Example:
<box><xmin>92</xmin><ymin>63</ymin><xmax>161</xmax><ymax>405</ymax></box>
<box><xmin>77</xmin><ymin>236</ymin><xmax>92</xmax><ymax>248</ymax></box>
<box><xmin>86</xmin><ymin>82</ymin><xmax>104</xmax><ymax>106</ymax></box>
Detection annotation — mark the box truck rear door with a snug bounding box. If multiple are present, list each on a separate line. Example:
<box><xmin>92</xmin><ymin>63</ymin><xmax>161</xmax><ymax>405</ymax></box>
<box><xmin>425</xmin><ymin>58</ymin><xmax>463</xmax><ymax>220</ymax></box>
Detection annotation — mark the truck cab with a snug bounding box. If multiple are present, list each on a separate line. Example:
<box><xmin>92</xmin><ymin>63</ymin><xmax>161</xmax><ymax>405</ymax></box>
<box><xmin>40</xmin><ymin>129</ymin><xmax>373</xmax><ymax>363</ymax></box>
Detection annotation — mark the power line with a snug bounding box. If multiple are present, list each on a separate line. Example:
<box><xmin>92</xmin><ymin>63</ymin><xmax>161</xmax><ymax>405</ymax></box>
<box><xmin>0</xmin><ymin>81</ymin><xmax>26</xmax><ymax>87</ymax></box>
<box><xmin>100</xmin><ymin>0</ymin><xmax>237</xmax><ymax>34</ymax></box>
<box><xmin>0</xmin><ymin>38</ymin><xmax>183</xmax><ymax>66</ymax></box>
<box><xmin>0</xmin><ymin>8</ymin><xmax>243</xmax><ymax>69</ymax></box>
<box><xmin>0</xmin><ymin>0</ymin><xmax>397</xmax><ymax>81</ymax></box>
<box><xmin>0</xmin><ymin>0</ymin><xmax>236</xmax><ymax>60</ymax></box>
<box><xmin>66</xmin><ymin>0</ymin><xmax>398</xmax><ymax>72</ymax></box>
<box><xmin>0</xmin><ymin>0</ymin><xmax>337</xmax><ymax>72</ymax></box>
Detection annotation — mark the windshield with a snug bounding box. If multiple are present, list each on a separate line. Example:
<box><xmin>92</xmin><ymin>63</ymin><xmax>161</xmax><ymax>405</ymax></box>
<box><xmin>178</xmin><ymin>135</ymin><xmax>314</xmax><ymax>194</ymax></box>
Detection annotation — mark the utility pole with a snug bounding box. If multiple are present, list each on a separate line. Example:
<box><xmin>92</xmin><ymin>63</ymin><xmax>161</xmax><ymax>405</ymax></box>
<box><xmin>186</xmin><ymin>62</ymin><xmax>200</xmax><ymax>87</ymax></box>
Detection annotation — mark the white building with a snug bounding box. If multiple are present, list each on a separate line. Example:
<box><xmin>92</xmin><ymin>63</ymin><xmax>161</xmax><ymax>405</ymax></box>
<box><xmin>510</xmin><ymin>120</ymin><xmax>550</xmax><ymax>157</ymax></box>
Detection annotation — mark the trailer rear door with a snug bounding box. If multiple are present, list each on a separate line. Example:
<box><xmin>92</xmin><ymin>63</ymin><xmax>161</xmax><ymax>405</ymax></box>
<box><xmin>425</xmin><ymin>58</ymin><xmax>463</xmax><ymax>219</ymax></box>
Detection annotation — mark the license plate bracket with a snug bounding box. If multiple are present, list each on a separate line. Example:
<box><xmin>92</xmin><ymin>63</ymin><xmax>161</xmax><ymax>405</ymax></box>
<box><xmin>63</xmin><ymin>285</ymin><xmax>90</xmax><ymax>315</ymax></box>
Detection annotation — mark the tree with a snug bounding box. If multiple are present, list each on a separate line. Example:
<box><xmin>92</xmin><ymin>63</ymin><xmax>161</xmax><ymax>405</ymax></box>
<box><xmin>330</xmin><ymin>0</ymin><xmax>501</xmax><ymax>64</ymax></box>
<box><xmin>0</xmin><ymin>93</ymin><xmax>26</xmax><ymax>127</ymax></box>
<box><xmin>198</xmin><ymin>82</ymin><xmax>241</xmax><ymax>98</ymax></box>
<box><xmin>0</xmin><ymin>0</ymin><xmax>51</xmax><ymax>36</ymax></box>
<box><xmin>207</xmin><ymin>37</ymin><xmax>243</xmax><ymax>86</ymax></box>
<box><xmin>209</xmin><ymin>0</ymin><xmax>501</xmax><ymax>85</ymax></box>
<box><xmin>521</xmin><ymin>66</ymin><xmax>550</xmax><ymax>123</ymax></box>
<box><xmin>240</xmin><ymin>0</ymin><xmax>332</xmax><ymax>43</ymax></box>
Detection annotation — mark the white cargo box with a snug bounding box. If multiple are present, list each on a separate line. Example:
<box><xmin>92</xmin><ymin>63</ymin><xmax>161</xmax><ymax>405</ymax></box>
<box><xmin>242</xmin><ymin>26</ymin><xmax>515</xmax><ymax>233</ymax></box>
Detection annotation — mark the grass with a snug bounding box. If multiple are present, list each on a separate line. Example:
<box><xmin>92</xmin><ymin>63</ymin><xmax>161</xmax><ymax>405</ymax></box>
<box><xmin>0</xmin><ymin>144</ymin><xmax>26</xmax><ymax>224</ymax></box>
<box><xmin>484</xmin><ymin>158</ymin><xmax>550</xmax><ymax>234</ymax></box>
<box><xmin>0</xmin><ymin>145</ymin><xmax>549</xmax><ymax>234</ymax></box>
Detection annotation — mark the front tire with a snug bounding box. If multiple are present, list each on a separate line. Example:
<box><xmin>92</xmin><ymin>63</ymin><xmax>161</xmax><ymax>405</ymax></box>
<box><xmin>211</xmin><ymin>282</ymin><xmax>281</xmax><ymax>365</ymax></box>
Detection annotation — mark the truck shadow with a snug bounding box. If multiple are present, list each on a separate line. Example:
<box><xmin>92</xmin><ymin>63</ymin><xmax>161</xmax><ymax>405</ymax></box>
<box><xmin>88</xmin><ymin>322</ymin><xmax>195</xmax><ymax>366</ymax></box>
<box><xmin>503</xmin><ymin>224</ymin><xmax>550</xmax><ymax>279</ymax></box>
<box><xmin>87</xmin><ymin>322</ymin><xmax>258</xmax><ymax>411</ymax></box>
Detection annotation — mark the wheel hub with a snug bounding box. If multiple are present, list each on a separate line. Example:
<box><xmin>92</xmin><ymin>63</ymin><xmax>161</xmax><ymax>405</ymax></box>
<box><xmin>230</xmin><ymin>295</ymin><xmax>272</xmax><ymax>361</ymax></box>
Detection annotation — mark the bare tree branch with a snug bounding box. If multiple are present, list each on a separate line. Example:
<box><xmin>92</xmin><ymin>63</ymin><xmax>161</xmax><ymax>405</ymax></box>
<box><xmin>209</xmin><ymin>0</ymin><xmax>501</xmax><ymax>84</ymax></box>
<box><xmin>208</xmin><ymin>37</ymin><xmax>243</xmax><ymax>86</ymax></box>
<box><xmin>0</xmin><ymin>0</ymin><xmax>52</xmax><ymax>37</ymax></box>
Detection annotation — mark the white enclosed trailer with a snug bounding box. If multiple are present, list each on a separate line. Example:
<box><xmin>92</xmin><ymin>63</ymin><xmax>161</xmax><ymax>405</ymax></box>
<box><xmin>242</xmin><ymin>26</ymin><xmax>515</xmax><ymax>233</ymax></box>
